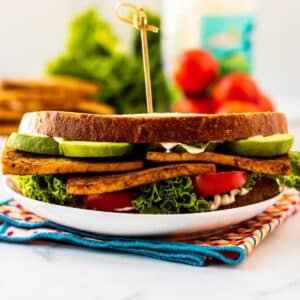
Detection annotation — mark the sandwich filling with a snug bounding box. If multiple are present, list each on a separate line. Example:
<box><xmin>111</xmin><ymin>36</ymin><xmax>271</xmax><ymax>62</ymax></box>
<box><xmin>2</xmin><ymin>131</ymin><xmax>300</xmax><ymax>214</ymax></box>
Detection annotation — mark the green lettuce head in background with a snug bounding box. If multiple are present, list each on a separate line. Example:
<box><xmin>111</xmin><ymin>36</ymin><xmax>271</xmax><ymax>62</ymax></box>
<box><xmin>46</xmin><ymin>9</ymin><xmax>171</xmax><ymax>114</ymax></box>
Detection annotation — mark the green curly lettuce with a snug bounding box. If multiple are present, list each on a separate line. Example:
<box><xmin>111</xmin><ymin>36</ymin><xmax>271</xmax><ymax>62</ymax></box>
<box><xmin>15</xmin><ymin>175</ymin><xmax>79</xmax><ymax>205</ymax></box>
<box><xmin>133</xmin><ymin>177</ymin><xmax>211</xmax><ymax>214</ymax></box>
<box><xmin>244</xmin><ymin>172</ymin><xmax>263</xmax><ymax>190</ymax></box>
<box><xmin>47</xmin><ymin>9</ymin><xmax>171</xmax><ymax>114</ymax></box>
<box><xmin>271</xmin><ymin>151</ymin><xmax>300</xmax><ymax>191</ymax></box>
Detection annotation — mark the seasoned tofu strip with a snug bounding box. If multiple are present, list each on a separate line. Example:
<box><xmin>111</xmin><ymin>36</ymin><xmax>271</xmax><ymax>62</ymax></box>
<box><xmin>1</xmin><ymin>147</ymin><xmax>144</xmax><ymax>175</ymax></box>
<box><xmin>67</xmin><ymin>163</ymin><xmax>216</xmax><ymax>195</ymax></box>
<box><xmin>146</xmin><ymin>151</ymin><xmax>291</xmax><ymax>176</ymax></box>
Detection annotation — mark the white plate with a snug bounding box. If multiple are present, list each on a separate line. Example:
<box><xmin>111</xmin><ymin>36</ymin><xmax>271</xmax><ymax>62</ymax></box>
<box><xmin>3</xmin><ymin>176</ymin><xmax>282</xmax><ymax>237</ymax></box>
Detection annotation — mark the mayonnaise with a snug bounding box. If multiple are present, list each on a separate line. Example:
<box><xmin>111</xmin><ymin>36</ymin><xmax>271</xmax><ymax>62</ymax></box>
<box><xmin>159</xmin><ymin>142</ymin><xmax>210</xmax><ymax>154</ymax></box>
<box><xmin>210</xmin><ymin>188</ymin><xmax>250</xmax><ymax>211</ymax></box>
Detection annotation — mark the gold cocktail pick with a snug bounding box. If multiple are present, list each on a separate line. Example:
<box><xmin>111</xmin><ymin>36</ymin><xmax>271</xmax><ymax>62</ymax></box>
<box><xmin>115</xmin><ymin>2</ymin><xmax>159</xmax><ymax>113</ymax></box>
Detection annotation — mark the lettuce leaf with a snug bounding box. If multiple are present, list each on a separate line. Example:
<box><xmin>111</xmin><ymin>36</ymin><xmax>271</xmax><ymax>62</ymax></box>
<box><xmin>289</xmin><ymin>151</ymin><xmax>300</xmax><ymax>176</ymax></box>
<box><xmin>276</xmin><ymin>175</ymin><xmax>300</xmax><ymax>191</ymax></box>
<box><xmin>270</xmin><ymin>151</ymin><xmax>300</xmax><ymax>191</ymax></box>
<box><xmin>244</xmin><ymin>173</ymin><xmax>263</xmax><ymax>190</ymax></box>
<box><xmin>47</xmin><ymin>9</ymin><xmax>171</xmax><ymax>114</ymax></box>
<box><xmin>15</xmin><ymin>175</ymin><xmax>79</xmax><ymax>205</ymax></box>
<box><xmin>133</xmin><ymin>177</ymin><xmax>211</xmax><ymax>214</ymax></box>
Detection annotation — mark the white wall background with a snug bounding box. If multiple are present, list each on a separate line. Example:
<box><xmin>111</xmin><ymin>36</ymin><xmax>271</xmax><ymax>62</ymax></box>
<box><xmin>0</xmin><ymin>0</ymin><xmax>299</xmax><ymax>117</ymax></box>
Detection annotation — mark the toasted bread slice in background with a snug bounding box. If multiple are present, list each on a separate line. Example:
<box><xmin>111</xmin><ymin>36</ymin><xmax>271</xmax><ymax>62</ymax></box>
<box><xmin>0</xmin><ymin>76</ymin><xmax>99</xmax><ymax>97</ymax></box>
<box><xmin>0</xmin><ymin>123</ymin><xmax>19</xmax><ymax>136</ymax></box>
<box><xmin>75</xmin><ymin>100</ymin><xmax>115</xmax><ymax>114</ymax></box>
<box><xmin>0</xmin><ymin>110</ymin><xmax>23</xmax><ymax>121</ymax></box>
<box><xmin>0</xmin><ymin>97</ymin><xmax>115</xmax><ymax>115</ymax></box>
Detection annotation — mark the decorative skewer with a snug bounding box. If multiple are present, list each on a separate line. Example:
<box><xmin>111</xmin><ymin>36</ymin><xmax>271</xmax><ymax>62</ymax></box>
<box><xmin>115</xmin><ymin>2</ymin><xmax>159</xmax><ymax>113</ymax></box>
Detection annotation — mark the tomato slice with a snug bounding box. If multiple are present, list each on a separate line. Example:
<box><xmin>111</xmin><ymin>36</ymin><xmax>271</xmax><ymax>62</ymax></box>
<box><xmin>194</xmin><ymin>171</ymin><xmax>248</xmax><ymax>197</ymax></box>
<box><xmin>83</xmin><ymin>191</ymin><xmax>136</xmax><ymax>212</ymax></box>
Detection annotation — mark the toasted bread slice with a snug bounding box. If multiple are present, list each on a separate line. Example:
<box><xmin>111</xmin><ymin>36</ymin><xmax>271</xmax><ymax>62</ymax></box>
<box><xmin>1</xmin><ymin>146</ymin><xmax>144</xmax><ymax>175</ymax></box>
<box><xmin>0</xmin><ymin>97</ymin><xmax>115</xmax><ymax>115</ymax></box>
<box><xmin>75</xmin><ymin>100</ymin><xmax>115</xmax><ymax>114</ymax></box>
<box><xmin>0</xmin><ymin>76</ymin><xmax>99</xmax><ymax>97</ymax></box>
<box><xmin>19</xmin><ymin>111</ymin><xmax>288</xmax><ymax>143</ymax></box>
<box><xmin>0</xmin><ymin>110</ymin><xmax>23</xmax><ymax>121</ymax></box>
<box><xmin>0</xmin><ymin>89</ymin><xmax>87</xmax><ymax>102</ymax></box>
<box><xmin>0</xmin><ymin>123</ymin><xmax>19</xmax><ymax>136</ymax></box>
<box><xmin>67</xmin><ymin>163</ymin><xmax>216</xmax><ymax>195</ymax></box>
<box><xmin>146</xmin><ymin>151</ymin><xmax>291</xmax><ymax>175</ymax></box>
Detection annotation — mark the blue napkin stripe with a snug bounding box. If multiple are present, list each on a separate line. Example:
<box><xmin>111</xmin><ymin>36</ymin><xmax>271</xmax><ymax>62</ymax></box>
<box><xmin>0</xmin><ymin>221</ymin><xmax>245</xmax><ymax>266</ymax></box>
<box><xmin>0</xmin><ymin>199</ymin><xmax>246</xmax><ymax>266</ymax></box>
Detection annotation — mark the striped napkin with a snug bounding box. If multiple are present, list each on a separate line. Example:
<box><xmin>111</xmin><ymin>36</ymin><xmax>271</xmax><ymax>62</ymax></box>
<box><xmin>0</xmin><ymin>192</ymin><xmax>299</xmax><ymax>266</ymax></box>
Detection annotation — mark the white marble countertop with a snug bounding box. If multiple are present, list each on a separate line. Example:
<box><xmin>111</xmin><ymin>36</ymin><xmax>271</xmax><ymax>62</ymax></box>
<box><xmin>1</xmin><ymin>124</ymin><xmax>300</xmax><ymax>300</ymax></box>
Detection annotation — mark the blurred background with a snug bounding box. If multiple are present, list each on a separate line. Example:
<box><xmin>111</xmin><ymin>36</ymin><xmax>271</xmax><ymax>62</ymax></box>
<box><xmin>0</xmin><ymin>0</ymin><xmax>299</xmax><ymax>122</ymax></box>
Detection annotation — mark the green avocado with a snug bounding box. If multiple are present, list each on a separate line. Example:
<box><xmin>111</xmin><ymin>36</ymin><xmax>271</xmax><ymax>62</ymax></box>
<box><xmin>59</xmin><ymin>140</ymin><xmax>134</xmax><ymax>158</ymax></box>
<box><xmin>225</xmin><ymin>134</ymin><xmax>294</xmax><ymax>157</ymax></box>
<box><xmin>7</xmin><ymin>133</ymin><xmax>60</xmax><ymax>155</ymax></box>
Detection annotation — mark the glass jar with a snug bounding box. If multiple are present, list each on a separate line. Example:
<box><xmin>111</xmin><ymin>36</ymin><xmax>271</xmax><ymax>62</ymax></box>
<box><xmin>162</xmin><ymin>0</ymin><xmax>258</xmax><ymax>78</ymax></box>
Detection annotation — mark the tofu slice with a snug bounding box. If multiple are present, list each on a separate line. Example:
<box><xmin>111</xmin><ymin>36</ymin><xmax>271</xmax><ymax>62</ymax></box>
<box><xmin>1</xmin><ymin>147</ymin><xmax>144</xmax><ymax>175</ymax></box>
<box><xmin>146</xmin><ymin>152</ymin><xmax>291</xmax><ymax>176</ymax></box>
<box><xmin>67</xmin><ymin>163</ymin><xmax>216</xmax><ymax>195</ymax></box>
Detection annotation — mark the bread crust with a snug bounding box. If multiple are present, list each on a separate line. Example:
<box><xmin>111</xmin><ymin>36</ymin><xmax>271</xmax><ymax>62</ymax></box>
<box><xmin>19</xmin><ymin>111</ymin><xmax>288</xmax><ymax>143</ymax></box>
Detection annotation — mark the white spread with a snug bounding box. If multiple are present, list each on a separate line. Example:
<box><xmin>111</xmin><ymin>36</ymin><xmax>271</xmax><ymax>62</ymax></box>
<box><xmin>53</xmin><ymin>137</ymin><xmax>64</xmax><ymax>142</ymax></box>
<box><xmin>210</xmin><ymin>188</ymin><xmax>250</xmax><ymax>211</ymax></box>
<box><xmin>160</xmin><ymin>143</ymin><xmax>179</xmax><ymax>153</ymax></box>
<box><xmin>114</xmin><ymin>206</ymin><xmax>135</xmax><ymax>212</ymax></box>
<box><xmin>160</xmin><ymin>143</ymin><xmax>209</xmax><ymax>154</ymax></box>
<box><xmin>248</xmin><ymin>135</ymin><xmax>264</xmax><ymax>140</ymax></box>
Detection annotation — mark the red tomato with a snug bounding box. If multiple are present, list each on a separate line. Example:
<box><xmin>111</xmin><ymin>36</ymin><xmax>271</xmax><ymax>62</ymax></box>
<box><xmin>83</xmin><ymin>191</ymin><xmax>136</xmax><ymax>212</ymax></box>
<box><xmin>212</xmin><ymin>73</ymin><xmax>260</xmax><ymax>105</ymax></box>
<box><xmin>173</xmin><ymin>98</ymin><xmax>215</xmax><ymax>114</ymax></box>
<box><xmin>194</xmin><ymin>171</ymin><xmax>248</xmax><ymax>197</ymax></box>
<box><xmin>214</xmin><ymin>100</ymin><xmax>261</xmax><ymax>113</ymax></box>
<box><xmin>174</xmin><ymin>49</ymin><xmax>218</xmax><ymax>95</ymax></box>
<box><xmin>259</xmin><ymin>93</ymin><xmax>275</xmax><ymax>112</ymax></box>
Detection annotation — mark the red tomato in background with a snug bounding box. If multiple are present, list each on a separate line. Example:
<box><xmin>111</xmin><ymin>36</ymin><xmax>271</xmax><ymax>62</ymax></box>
<box><xmin>194</xmin><ymin>171</ymin><xmax>248</xmax><ymax>197</ymax></box>
<box><xmin>173</xmin><ymin>98</ymin><xmax>215</xmax><ymax>114</ymax></box>
<box><xmin>212</xmin><ymin>73</ymin><xmax>260</xmax><ymax>105</ymax></box>
<box><xmin>214</xmin><ymin>100</ymin><xmax>261</xmax><ymax>113</ymax></box>
<box><xmin>174</xmin><ymin>49</ymin><xmax>218</xmax><ymax>95</ymax></box>
<box><xmin>84</xmin><ymin>191</ymin><xmax>136</xmax><ymax>212</ymax></box>
<box><xmin>259</xmin><ymin>93</ymin><xmax>275</xmax><ymax>112</ymax></box>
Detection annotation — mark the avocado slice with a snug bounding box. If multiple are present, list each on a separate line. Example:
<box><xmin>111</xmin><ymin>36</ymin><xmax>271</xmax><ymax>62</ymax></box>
<box><xmin>7</xmin><ymin>133</ymin><xmax>60</xmax><ymax>155</ymax></box>
<box><xmin>225</xmin><ymin>134</ymin><xmax>294</xmax><ymax>157</ymax></box>
<box><xmin>59</xmin><ymin>140</ymin><xmax>134</xmax><ymax>158</ymax></box>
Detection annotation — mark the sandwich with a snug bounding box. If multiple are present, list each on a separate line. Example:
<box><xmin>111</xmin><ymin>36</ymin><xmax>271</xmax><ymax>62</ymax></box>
<box><xmin>2</xmin><ymin>111</ymin><xmax>300</xmax><ymax>214</ymax></box>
